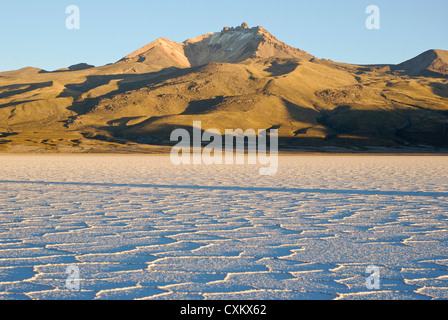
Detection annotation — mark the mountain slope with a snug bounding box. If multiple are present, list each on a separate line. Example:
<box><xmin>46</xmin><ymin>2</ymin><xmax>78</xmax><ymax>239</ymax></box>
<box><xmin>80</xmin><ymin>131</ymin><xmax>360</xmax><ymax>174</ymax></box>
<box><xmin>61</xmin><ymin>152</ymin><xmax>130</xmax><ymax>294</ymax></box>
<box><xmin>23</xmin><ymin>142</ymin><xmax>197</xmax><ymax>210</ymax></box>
<box><xmin>0</xmin><ymin>25</ymin><xmax>447</xmax><ymax>153</ymax></box>
<box><xmin>62</xmin><ymin>56</ymin><xmax>448</xmax><ymax>150</ymax></box>
<box><xmin>120</xmin><ymin>38</ymin><xmax>191</xmax><ymax>68</ymax></box>
<box><xmin>393</xmin><ymin>49</ymin><xmax>448</xmax><ymax>77</ymax></box>
<box><xmin>120</xmin><ymin>23</ymin><xmax>314</xmax><ymax>69</ymax></box>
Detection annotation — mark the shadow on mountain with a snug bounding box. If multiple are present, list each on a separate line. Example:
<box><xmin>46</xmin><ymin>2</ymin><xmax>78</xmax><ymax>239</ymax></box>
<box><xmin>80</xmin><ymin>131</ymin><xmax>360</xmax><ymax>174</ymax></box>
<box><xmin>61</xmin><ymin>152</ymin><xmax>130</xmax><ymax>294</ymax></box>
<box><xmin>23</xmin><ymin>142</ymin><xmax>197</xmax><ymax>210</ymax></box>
<box><xmin>0</xmin><ymin>132</ymin><xmax>19</xmax><ymax>138</ymax></box>
<box><xmin>79</xmin><ymin>96</ymin><xmax>448</xmax><ymax>150</ymax></box>
<box><xmin>182</xmin><ymin>96</ymin><xmax>225</xmax><ymax>115</ymax></box>
<box><xmin>59</xmin><ymin>66</ymin><xmax>192</xmax><ymax>99</ymax></box>
<box><xmin>0</xmin><ymin>81</ymin><xmax>53</xmax><ymax>100</ymax></box>
<box><xmin>107</xmin><ymin>117</ymin><xmax>146</xmax><ymax>127</ymax></box>
<box><xmin>317</xmin><ymin>105</ymin><xmax>359</xmax><ymax>136</ymax></box>
<box><xmin>0</xmin><ymin>99</ymin><xmax>39</xmax><ymax>109</ymax></box>
<box><xmin>58</xmin><ymin>66</ymin><xmax>194</xmax><ymax>127</ymax></box>
<box><xmin>429</xmin><ymin>82</ymin><xmax>448</xmax><ymax>98</ymax></box>
<box><xmin>94</xmin><ymin>122</ymin><xmax>278</xmax><ymax>151</ymax></box>
<box><xmin>264</xmin><ymin>60</ymin><xmax>299</xmax><ymax>76</ymax></box>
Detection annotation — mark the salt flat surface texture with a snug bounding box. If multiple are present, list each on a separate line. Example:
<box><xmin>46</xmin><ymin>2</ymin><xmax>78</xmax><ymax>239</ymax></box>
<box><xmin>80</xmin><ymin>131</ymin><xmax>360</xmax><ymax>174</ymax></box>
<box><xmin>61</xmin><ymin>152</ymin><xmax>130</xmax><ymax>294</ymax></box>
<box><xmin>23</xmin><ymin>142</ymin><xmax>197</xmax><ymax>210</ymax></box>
<box><xmin>0</xmin><ymin>155</ymin><xmax>447</xmax><ymax>300</ymax></box>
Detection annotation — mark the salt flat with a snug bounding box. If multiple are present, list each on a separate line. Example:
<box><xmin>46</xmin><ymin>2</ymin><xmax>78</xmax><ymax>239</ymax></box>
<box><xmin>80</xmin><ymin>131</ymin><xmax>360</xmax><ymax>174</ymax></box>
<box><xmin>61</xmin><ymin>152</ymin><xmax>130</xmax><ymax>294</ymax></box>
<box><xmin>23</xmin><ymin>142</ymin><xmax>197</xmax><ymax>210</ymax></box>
<box><xmin>0</xmin><ymin>155</ymin><xmax>447</xmax><ymax>300</ymax></box>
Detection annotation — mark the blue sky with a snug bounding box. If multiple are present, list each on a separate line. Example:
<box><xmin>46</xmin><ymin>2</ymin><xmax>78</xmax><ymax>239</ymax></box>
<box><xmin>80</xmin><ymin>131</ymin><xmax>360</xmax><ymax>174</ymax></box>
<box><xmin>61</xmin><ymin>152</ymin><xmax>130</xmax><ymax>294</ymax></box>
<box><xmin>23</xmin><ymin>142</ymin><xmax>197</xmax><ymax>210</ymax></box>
<box><xmin>0</xmin><ymin>0</ymin><xmax>447</xmax><ymax>72</ymax></box>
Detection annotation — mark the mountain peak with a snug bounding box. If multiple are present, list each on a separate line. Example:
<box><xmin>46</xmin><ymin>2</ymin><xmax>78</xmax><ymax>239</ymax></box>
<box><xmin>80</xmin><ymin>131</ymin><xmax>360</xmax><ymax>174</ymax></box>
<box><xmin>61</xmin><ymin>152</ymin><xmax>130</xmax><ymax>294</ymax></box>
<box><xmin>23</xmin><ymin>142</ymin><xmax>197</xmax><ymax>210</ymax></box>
<box><xmin>393</xmin><ymin>49</ymin><xmax>448</xmax><ymax>77</ymax></box>
<box><xmin>120</xmin><ymin>24</ymin><xmax>314</xmax><ymax>69</ymax></box>
<box><xmin>121</xmin><ymin>37</ymin><xmax>191</xmax><ymax>68</ymax></box>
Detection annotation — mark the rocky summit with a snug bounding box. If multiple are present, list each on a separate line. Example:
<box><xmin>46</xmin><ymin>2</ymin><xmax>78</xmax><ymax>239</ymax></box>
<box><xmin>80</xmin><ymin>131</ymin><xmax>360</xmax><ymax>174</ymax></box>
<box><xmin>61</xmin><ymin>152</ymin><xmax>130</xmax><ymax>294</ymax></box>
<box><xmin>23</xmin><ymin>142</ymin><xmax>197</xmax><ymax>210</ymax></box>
<box><xmin>120</xmin><ymin>23</ymin><xmax>313</xmax><ymax>68</ymax></box>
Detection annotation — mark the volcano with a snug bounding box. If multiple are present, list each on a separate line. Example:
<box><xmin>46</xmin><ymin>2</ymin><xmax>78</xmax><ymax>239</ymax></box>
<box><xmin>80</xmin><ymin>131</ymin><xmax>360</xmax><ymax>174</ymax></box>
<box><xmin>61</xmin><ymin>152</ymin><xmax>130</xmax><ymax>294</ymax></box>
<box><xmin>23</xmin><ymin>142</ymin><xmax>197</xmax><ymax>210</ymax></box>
<box><xmin>120</xmin><ymin>23</ymin><xmax>314</xmax><ymax>69</ymax></box>
<box><xmin>0</xmin><ymin>23</ymin><xmax>447</xmax><ymax>153</ymax></box>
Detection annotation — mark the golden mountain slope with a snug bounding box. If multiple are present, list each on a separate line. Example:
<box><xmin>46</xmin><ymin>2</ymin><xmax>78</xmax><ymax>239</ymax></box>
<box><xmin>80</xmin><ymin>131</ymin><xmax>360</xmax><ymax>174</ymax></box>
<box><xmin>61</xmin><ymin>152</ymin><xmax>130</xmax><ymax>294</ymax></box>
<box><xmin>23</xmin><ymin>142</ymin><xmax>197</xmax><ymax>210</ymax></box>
<box><xmin>0</xmin><ymin>25</ymin><xmax>447</xmax><ymax>153</ymax></box>
<box><xmin>393</xmin><ymin>49</ymin><xmax>448</xmax><ymax>77</ymax></box>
